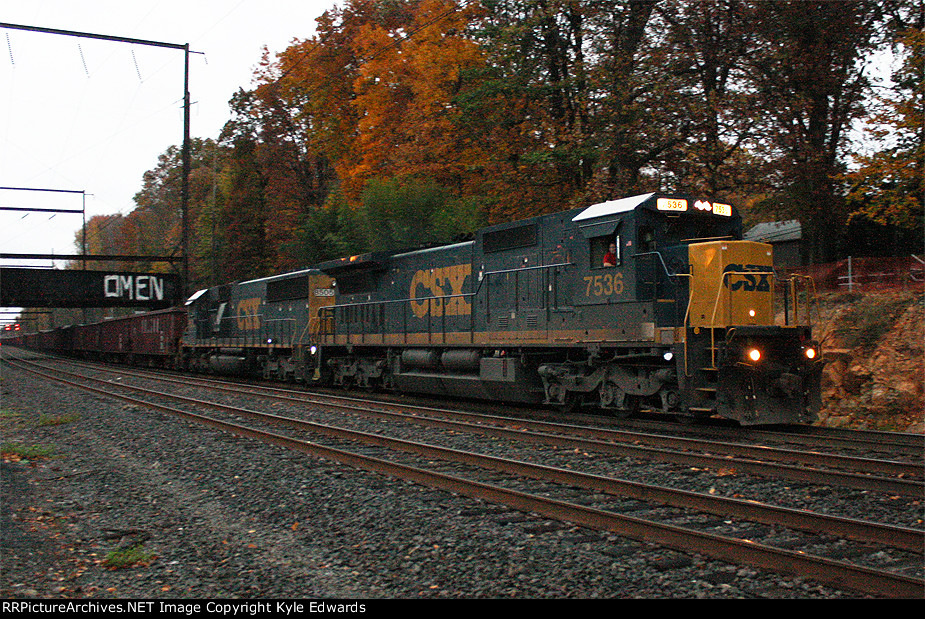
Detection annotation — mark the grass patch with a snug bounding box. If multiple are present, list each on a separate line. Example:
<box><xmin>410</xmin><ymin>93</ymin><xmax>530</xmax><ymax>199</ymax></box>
<box><xmin>37</xmin><ymin>413</ymin><xmax>80</xmax><ymax>427</ymax></box>
<box><xmin>103</xmin><ymin>544</ymin><xmax>157</xmax><ymax>569</ymax></box>
<box><xmin>0</xmin><ymin>410</ymin><xmax>21</xmax><ymax>419</ymax></box>
<box><xmin>1</xmin><ymin>442</ymin><xmax>55</xmax><ymax>460</ymax></box>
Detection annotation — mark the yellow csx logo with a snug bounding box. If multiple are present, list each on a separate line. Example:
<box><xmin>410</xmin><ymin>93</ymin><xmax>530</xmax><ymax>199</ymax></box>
<box><xmin>410</xmin><ymin>264</ymin><xmax>471</xmax><ymax>318</ymax></box>
<box><xmin>236</xmin><ymin>297</ymin><xmax>262</xmax><ymax>330</ymax></box>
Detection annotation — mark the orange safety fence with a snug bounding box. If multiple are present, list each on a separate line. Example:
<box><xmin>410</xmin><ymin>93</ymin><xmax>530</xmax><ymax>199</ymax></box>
<box><xmin>780</xmin><ymin>255</ymin><xmax>925</xmax><ymax>292</ymax></box>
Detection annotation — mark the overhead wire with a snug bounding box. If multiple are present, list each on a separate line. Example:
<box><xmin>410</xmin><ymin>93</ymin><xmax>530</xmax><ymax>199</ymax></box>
<box><xmin>40</xmin><ymin>0</ymin><xmax>231</xmax><ymax>256</ymax></box>
<box><xmin>78</xmin><ymin>42</ymin><xmax>89</xmax><ymax>76</ymax></box>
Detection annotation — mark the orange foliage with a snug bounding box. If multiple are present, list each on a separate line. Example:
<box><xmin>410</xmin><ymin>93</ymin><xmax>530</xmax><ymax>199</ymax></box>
<box><xmin>346</xmin><ymin>1</ymin><xmax>485</xmax><ymax>192</ymax></box>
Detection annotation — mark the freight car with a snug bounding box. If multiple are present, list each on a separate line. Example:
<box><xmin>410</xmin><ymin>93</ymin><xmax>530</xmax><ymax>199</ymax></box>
<box><xmin>4</xmin><ymin>308</ymin><xmax>186</xmax><ymax>367</ymax></box>
<box><xmin>5</xmin><ymin>325</ymin><xmax>73</xmax><ymax>355</ymax></box>
<box><xmin>69</xmin><ymin>307</ymin><xmax>188</xmax><ymax>367</ymax></box>
<box><xmin>183</xmin><ymin>192</ymin><xmax>822</xmax><ymax>426</ymax></box>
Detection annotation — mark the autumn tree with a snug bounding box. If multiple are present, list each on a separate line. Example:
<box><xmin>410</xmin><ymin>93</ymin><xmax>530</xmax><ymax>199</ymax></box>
<box><xmin>72</xmin><ymin>213</ymin><xmax>127</xmax><ymax>273</ymax></box>
<box><xmin>182</xmin><ymin>0</ymin><xmax>913</xmax><ymax>272</ymax></box>
<box><xmin>346</xmin><ymin>0</ymin><xmax>486</xmax><ymax>191</ymax></box>
<box><xmin>225</xmin><ymin>2</ymin><xmax>395</xmax><ymax>268</ymax></box>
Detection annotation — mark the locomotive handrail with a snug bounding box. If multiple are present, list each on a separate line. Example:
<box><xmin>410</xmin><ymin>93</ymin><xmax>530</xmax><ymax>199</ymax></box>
<box><xmin>631</xmin><ymin>251</ymin><xmax>691</xmax><ymax>279</ymax></box>
<box><xmin>317</xmin><ymin>262</ymin><xmax>576</xmax><ymax>313</ymax></box>
<box><xmin>315</xmin><ymin>261</ymin><xmax>575</xmax><ymax>344</ymax></box>
<box><xmin>478</xmin><ymin>261</ymin><xmax>575</xmax><ymax>281</ymax></box>
<box><xmin>298</xmin><ymin>316</ymin><xmax>323</xmax><ymax>344</ymax></box>
<box><xmin>629</xmin><ymin>251</ymin><xmax>697</xmax><ymax>375</ymax></box>
<box><xmin>262</xmin><ymin>317</ymin><xmax>296</xmax><ymax>347</ymax></box>
<box><xmin>633</xmin><ymin>250</ymin><xmax>691</xmax><ymax>304</ymax></box>
<box><xmin>700</xmin><ymin>270</ymin><xmax>817</xmax><ymax>370</ymax></box>
<box><xmin>707</xmin><ymin>269</ymin><xmax>775</xmax><ymax>368</ymax></box>
<box><xmin>788</xmin><ymin>274</ymin><xmax>818</xmax><ymax>327</ymax></box>
<box><xmin>213</xmin><ymin>315</ymin><xmax>297</xmax><ymax>348</ymax></box>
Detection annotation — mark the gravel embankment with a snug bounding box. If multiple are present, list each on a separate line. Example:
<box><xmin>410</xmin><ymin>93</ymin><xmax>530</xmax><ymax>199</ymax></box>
<box><xmin>0</xmin><ymin>357</ymin><xmax>891</xmax><ymax>599</ymax></box>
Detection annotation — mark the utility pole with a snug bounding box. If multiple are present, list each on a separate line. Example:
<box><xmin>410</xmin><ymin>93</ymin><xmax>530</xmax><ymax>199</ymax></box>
<box><xmin>182</xmin><ymin>43</ymin><xmax>191</xmax><ymax>298</ymax></box>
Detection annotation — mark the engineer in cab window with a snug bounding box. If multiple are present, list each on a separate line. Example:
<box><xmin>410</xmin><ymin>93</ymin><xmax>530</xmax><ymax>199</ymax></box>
<box><xmin>603</xmin><ymin>242</ymin><xmax>618</xmax><ymax>267</ymax></box>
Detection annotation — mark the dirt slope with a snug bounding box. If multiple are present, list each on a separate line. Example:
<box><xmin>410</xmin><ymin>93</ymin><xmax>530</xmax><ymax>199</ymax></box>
<box><xmin>813</xmin><ymin>290</ymin><xmax>924</xmax><ymax>433</ymax></box>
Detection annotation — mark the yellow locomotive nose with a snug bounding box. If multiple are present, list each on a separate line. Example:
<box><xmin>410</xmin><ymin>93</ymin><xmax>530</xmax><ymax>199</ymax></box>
<box><xmin>687</xmin><ymin>240</ymin><xmax>774</xmax><ymax>329</ymax></box>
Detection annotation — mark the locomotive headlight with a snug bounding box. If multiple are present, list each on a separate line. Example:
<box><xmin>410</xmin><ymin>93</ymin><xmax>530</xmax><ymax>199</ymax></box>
<box><xmin>748</xmin><ymin>309</ymin><xmax>756</xmax><ymax>317</ymax></box>
<box><xmin>747</xmin><ymin>348</ymin><xmax>762</xmax><ymax>362</ymax></box>
<box><xmin>310</xmin><ymin>345</ymin><xmax>318</xmax><ymax>355</ymax></box>
<box><xmin>804</xmin><ymin>346</ymin><xmax>817</xmax><ymax>360</ymax></box>
<box><xmin>663</xmin><ymin>351</ymin><xmax>674</xmax><ymax>361</ymax></box>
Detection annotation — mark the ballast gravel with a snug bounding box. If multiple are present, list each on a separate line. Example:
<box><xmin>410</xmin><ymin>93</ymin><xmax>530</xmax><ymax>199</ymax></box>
<box><xmin>0</xmin><ymin>358</ymin><xmax>883</xmax><ymax>599</ymax></box>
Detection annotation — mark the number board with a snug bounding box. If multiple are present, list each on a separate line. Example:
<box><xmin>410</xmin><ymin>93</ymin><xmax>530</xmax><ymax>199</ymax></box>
<box><xmin>656</xmin><ymin>198</ymin><xmax>687</xmax><ymax>212</ymax></box>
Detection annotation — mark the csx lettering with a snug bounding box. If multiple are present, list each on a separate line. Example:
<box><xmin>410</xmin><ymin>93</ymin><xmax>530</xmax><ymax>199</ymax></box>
<box><xmin>723</xmin><ymin>264</ymin><xmax>771</xmax><ymax>292</ymax></box>
<box><xmin>583</xmin><ymin>273</ymin><xmax>624</xmax><ymax>297</ymax></box>
<box><xmin>410</xmin><ymin>264</ymin><xmax>471</xmax><ymax>318</ymax></box>
<box><xmin>236</xmin><ymin>297</ymin><xmax>262</xmax><ymax>330</ymax></box>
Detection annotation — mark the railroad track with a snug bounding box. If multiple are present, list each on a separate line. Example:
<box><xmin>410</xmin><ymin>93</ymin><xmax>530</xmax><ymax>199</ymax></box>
<box><xmin>34</xmin><ymin>356</ymin><xmax>924</xmax><ymax>497</ymax></box>
<box><xmin>619</xmin><ymin>417</ymin><xmax>924</xmax><ymax>461</ymax></box>
<box><xmin>4</xmin><ymin>352</ymin><xmax>923</xmax><ymax>598</ymax></box>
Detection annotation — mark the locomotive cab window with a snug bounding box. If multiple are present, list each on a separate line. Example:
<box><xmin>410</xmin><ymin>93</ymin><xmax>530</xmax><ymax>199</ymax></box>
<box><xmin>591</xmin><ymin>234</ymin><xmax>621</xmax><ymax>268</ymax></box>
<box><xmin>638</xmin><ymin>227</ymin><xmax>657</xmax><ymax>253</ymax></box>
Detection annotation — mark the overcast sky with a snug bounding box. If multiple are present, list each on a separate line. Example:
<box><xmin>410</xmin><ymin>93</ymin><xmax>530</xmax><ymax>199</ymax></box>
<box><xmin>1</xmin><ymin>0</ymin><xmax>336</xmax><ymax>274</ymax></box>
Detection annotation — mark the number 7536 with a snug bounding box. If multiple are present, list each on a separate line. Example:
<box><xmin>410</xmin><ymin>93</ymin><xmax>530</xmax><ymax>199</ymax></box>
<box><xmin>584</xmin><ymin>273</ymin><xmax>624</xmax><ymax>297</ymax></box>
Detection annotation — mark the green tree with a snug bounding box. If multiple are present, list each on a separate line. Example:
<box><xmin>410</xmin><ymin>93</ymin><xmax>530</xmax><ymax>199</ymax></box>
<box><xmin>219</xmin><ymin>138</ymin><xmax>272</xmax><ymax>281</ymax></box>
<box><xmin>359</xmin><ymin>179</ymin><xmax>449</xmax><ymax>251</ymax></box>
<box><xmin>286</xmin><ymin>190</ymin><xmax>367</xmax><ymax>266</ymax></box>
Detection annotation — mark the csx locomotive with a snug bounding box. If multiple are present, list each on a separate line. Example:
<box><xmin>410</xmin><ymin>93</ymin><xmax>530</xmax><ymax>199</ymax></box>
<box><xmin>182</xmin><ymin>192</ymin><xmax>823</xmax><ymax>426</ymax></box>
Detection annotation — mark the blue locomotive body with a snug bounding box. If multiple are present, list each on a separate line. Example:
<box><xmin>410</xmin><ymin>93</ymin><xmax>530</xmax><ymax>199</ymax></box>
<box><xmin>307</xmin><ymin>193</ymin><xmax>821</xmax><ymax>425</ymax></box>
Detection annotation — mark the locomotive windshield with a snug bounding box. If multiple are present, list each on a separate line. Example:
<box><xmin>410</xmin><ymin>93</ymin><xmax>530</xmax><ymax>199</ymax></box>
<box><xmin>660</xmin><ymin>214</ymin><xmax>740</xmax><ymax>246</ymax></box>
